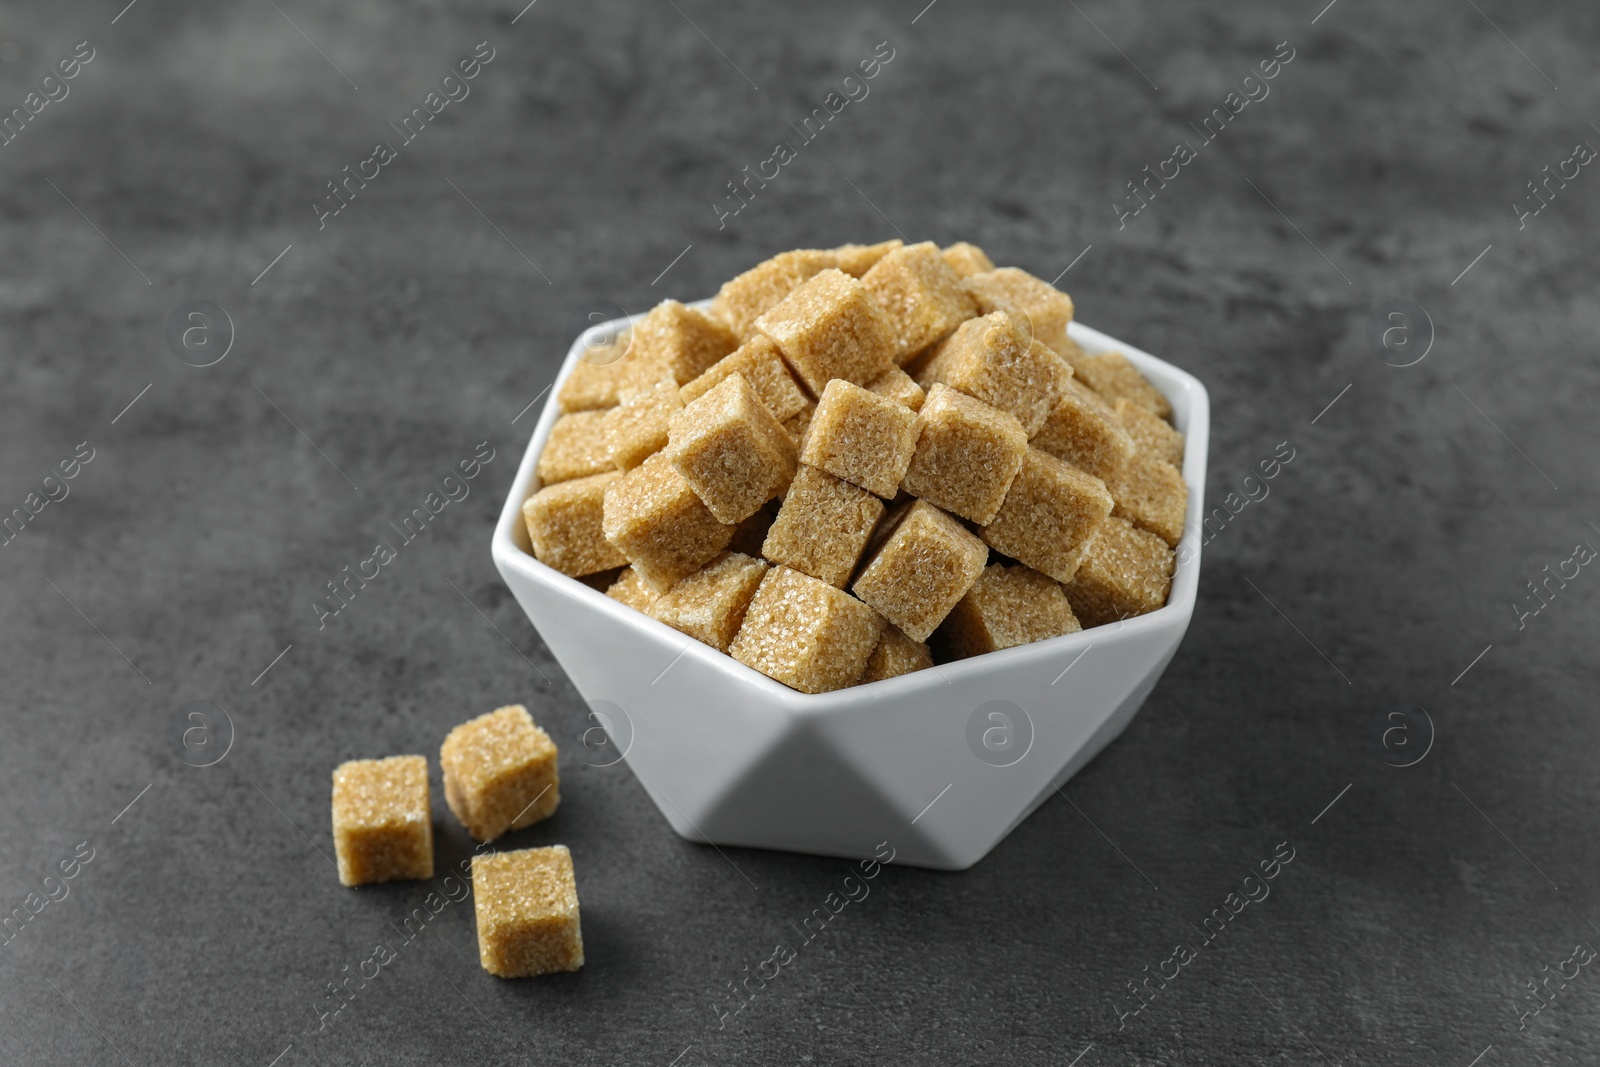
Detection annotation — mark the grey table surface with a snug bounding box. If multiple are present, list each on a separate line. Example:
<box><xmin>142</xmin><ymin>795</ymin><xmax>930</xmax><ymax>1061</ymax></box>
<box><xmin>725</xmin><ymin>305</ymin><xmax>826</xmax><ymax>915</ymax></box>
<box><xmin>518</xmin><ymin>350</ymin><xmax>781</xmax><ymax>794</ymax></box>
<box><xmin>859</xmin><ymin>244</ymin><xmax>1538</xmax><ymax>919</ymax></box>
<box><xmin>2</xmin><ymin>0</ymin><xmax>1597</xmax><ymax>1064</ymax></box>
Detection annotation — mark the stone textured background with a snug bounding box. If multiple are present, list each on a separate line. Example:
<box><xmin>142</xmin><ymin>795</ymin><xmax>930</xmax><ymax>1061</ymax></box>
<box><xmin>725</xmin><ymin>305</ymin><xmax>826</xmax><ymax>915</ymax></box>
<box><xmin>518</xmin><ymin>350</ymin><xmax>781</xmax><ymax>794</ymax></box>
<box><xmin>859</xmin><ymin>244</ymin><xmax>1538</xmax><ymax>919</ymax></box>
<box><xmin>1</xmin><ymin>0</ymin><xmax>1596</xmax><ymax>1063</ymax></box>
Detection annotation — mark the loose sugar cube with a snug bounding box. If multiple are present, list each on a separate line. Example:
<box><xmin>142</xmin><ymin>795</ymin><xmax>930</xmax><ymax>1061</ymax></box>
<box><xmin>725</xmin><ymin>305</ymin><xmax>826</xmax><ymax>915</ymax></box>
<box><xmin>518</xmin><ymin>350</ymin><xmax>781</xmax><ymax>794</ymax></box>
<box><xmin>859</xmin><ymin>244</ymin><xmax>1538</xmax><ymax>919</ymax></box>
<box><xmin>627</xmin><ymin>300</ymin><xmax>739</xmax><ymax>385</ymax></box>
<box><xmin>919</xmin><ymin>313</ymin><xmax>1067</xmax><ymax>435</ymax></box>
<box><xmin>940</xmin><ymin>563</ymin><xmax>1081</xmax><ymax>658</ymax></box>
<box><xmin>1031</xmin><ymin>377</ymin><xmax>1136</xmax><ymax>480</ymax></box>
<box><xmin>834</xmin><ymin>239</ymin><xmax>903</xmax><ymax>277</ymax></box>
<box><xmin>441</xmin><ymin>705</ymin><xmax>561</xmax><ymax>843</ymax></box>
<box><xmin>649</xmin><ymin>551</ymin><xmax>769</xmax><ymax>651</ymax></box>
<box><xmin>963</xmin><ymin>268</ymin><xmax>1075</xmax><ymax>353</ymax></box>
<box><xmin>858</xmin><ymin>625</ymin><xmax>934</xmax><ymax>683</ymax></box>
<box><xmin>1064</xmin><ymin>516</ymin><xmax>1175</xmax><ymax>626</ymax></box>
<box><xmin>1106</xmin><ymin>452</ymin><xmax>1188</xmax><ymax>546</ymax></box>
<box><xmin>331</xmin><ymin>756</ymin><xmax>433</xmax><ymax>887</ymax></box>
<box><xmin>680</xmin><ymin>335</ymin><xmax>809</xmax><ymax>424</ymax></box>
<box><xmin>523</xmin><ymin>471</ymin><xmax>629</xmax><ymax>577</ymax></box>
<box><xmin>667</xmin><ymin>373</ymin><xmax>798</xmax><ymax>523</ymax></box>
<box><xmin>1115</xmin><ymin>398</ymin><xmax>1185</xmax><ymax>466</ymax></box>
<box><xmin>556</xmin><ymin>342</ymin><xmax>667</xmax><ymax>413</ymax></box>
<box><xmin>538</xmin><ymin>411</ymin><xmax>615</xmax><ymax>484</ymax></box>
<box><xmin>867</xmin><ymin>366</ymin><xmax>925</xmax><ymax>411</ymax></box>
<box><xmin>602</xmin><ymin>452</ymin><xmax>734</xmax><ymax>589</ymax></box>
<box><xmin>901</xmin><ymin>384</ymin><xmax>1028</xmax><ymax>525</ymax></box>
<box><xmin>473</xmin><ymin>846</ymin><xmax>584</xmax><ymax>978</ymax></box>
<box><xmin>852</xmin><ymin>500</ymin><xmax>988</xmax><ymax>642</ymax></box>
<box><xmin>981</xmin><ymin>448</ymin><xmax>1114</xmax><ymax>583</ymax></box>
<box><xmin>755</xmin><ymin>268</ymin><xmax>896</xmax><ymax>394</ymax></box>
<box><xmin>861</xmin><ymin>241</ymin><xmax>976</xmax><ymax>364</ymax></box>
<box><xmin>729</xmin><ymin>566</ymin><xmax>884</xmax><ymax>693</ymax></box>
<box><xmin>761</xmin><ymin>465</ymin><xmax>885</xmax><ymax>587</ymax></box>
<box><xmin>606</xmin><ymin>565</ymin><xmax>661</xmax><ymax>612</ymax></box>
<box><xmin>800</xmin><ymin>379</ymin><xmax>919</xmax><ymax>499</ymax></box>
<box><xmin>603</xmin><ymin>378</ymin><xmax>683</xmax><ymax>470</ymax></box>
<box><xmin>712</xmin><ymin>249</ymin><xmax>839</xmax><ymax>338</ymax></box>
<box><xmin>942</xmin><ymin>242</ymin><xmax>995</xmax><ymax>278</ymax></box>
<box><xmin>1073</xmin><ymin>351</ymin><xmax>1172</xmax><ymax>420</ymax></box>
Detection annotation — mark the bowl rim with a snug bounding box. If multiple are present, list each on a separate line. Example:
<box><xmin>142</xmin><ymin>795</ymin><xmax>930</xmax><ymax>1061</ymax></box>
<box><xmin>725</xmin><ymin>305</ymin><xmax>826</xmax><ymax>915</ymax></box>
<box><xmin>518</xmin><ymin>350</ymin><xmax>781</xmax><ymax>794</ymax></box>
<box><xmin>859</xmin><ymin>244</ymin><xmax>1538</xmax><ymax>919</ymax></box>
<box><xmin>492</xmin><ymin>303</ymin><xmax>1210</xmax><ymax>712</ymax></box>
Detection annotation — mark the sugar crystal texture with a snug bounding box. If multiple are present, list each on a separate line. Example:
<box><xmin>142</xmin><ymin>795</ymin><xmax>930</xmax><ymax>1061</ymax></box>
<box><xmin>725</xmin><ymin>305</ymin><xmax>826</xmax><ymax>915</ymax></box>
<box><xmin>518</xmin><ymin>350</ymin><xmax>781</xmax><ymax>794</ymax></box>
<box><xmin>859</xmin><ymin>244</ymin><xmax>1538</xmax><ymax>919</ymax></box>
<box><xmin>331</xmin><ymin>755</ymin><xmax>433</xmax><ymax>887</ymax></box>
<box><xmin>761</xmin><ymin>464</ymin><xmax>885</xmax><ymax>587</ymax></box>
<box><xmin>852</xmin><ymin>500</ymin><xmax>988</xmax><ymax>642</ymax></box>
<box><xmin>605</xmin><ymin>565</ymin><xmax>661</xmax><ymax>612</ymax></box>
<box><xmin>523</xmin><ymin>471</ymin><xmax>629</xmax><ymax>577</ymax></box>
<box><xmin>1073</xmin><ymin>351</ymin><xmax>1172</xmax><ymax>420</ymax></box>
<box><xmin>962</xmin><ymin>268</ymin><xmax>1075</xmax><ymax>353</ymax></box>
<box><xmin>1063</xmin><ymin>515</ymin><xmax>1175</xmax><ymax>626</ymax></box>
<box><xmin>602</xmin><ymin>452</ymin><xmax>734</xmax><ymax>589</ymax></box>
<box><xmin>473</xmin><ymin>846</ymin><xmax>584</xmax><ymax>978</ymax></box>
<box><xmin>901</xmin><ymin>384</ymin><xmax>1028</xmax><ymax>525</ymax></box>
<box><xmin>858</xmin><ymin>624</ymin><xmax>934</xmax><ymax>683</ymax></box>
<box><xmin>860</xmin><ymin>241</ymin><xmax>977</xmax><ymax>364</ymax></box>
<box><xmin>919</xmin><ymin>313</ymin><xmax>1068</xmax><ymax>435</ymax></box>
<box><xmin>679</xmin><ymin>335</ymin><xmax>809</xmax><ymax>422</ymax></box>
<box><xmin>755</xmin><ymin>268</ymin><xmax>896</xmax><ymax>394</ymax></box>
<box><xmin>441</xmin><ymin>704</ymin><xmax>560</xmax><ymax>843</ymax></box>
<box><xmin>649</xmin><ymin>551</ymin><xmax>769</xmax><ymax>652</ymax></box>
<box><xmin>628</xmin><ymin>300</ymin><xmax>740</xmax><ymax>385</ymax></box>
<box><xmin>942</xmin><ymin>242</ymin><xmax>996</xmax><ymax>278</ymax></box>
<box><xmin>1030</xmin><ymin>376</ymin><xmax>1136</xmax><ymax>480</ymax></box>
<box><xmin>782</xmin><ymin>402</ymin><xmax>815</xmax><ymax>447</ymax></box>
<box><xmin>866</xmin><ymin>366</ymin><xmax>926</xmax><ymax>411</ymax></box>
<box><xmin>603</xmin><ymin>377</ymin><xmax>683</xmax><ymax>470</ymax></box>
<box><xmin>667</xmin><ymin>373</ymin><xmax>798</xmax><ymax>523</ymax></box>
<box><xmin>799</xmin><ymin>379</ymin><xmax>919</xmax><ymax>499</ymax></box>
<box><xmin>939</xmin><ymin>563</ymin><xmax>1081</xmax><ymax>658</ymax></box>
<box><xmin>1115</xmin><ymin>398</ymin><xmax>1185</xmax><ymax>466</ymax></box>
<box><xmin>833</xmin><ymin>239</ymin><xmax>903</xmax><ymax>277</ymax></box>
<box><xmin>729</xmin><ymin>566</ymin><xmax>884</xmax><ymax>693</ymax></box>
<box><xmin>1106</xmin><ymin>452</ymin><xmax>1188</xmax><ymax>546</ymax></box>
<box><xmin>538</xmin><ymin>411</ymin><xmax>616</xmax><ymax>484</ymax></box>
<box><xmin>556</xmin><ymin>339</ymin><xmax>668</xmax><ymax>413</ymax></box>
<box><xmin>981</xmin><ymin>448</ymin><xmax>1114</xmax><ymax>584</ymax></box>
<box><xmin>712</xmin><ymin>249</ymin><xmax>839</xmax><ymax>338</ymax></box>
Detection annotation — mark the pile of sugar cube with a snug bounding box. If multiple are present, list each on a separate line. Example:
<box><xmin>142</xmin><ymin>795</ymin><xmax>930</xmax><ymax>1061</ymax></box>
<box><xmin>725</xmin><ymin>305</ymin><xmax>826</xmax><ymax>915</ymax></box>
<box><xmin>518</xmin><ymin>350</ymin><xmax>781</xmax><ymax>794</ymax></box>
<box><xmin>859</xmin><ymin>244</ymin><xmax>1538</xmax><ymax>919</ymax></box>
<box><xmin>331</xmin><ymin>705</ymin><xmax>583</xmax><ymax>979</ymax></box>
<box><xmin>523</xmin><ymin>240</ymin><xmax>1188</xmax><ymax>694</ymax></box>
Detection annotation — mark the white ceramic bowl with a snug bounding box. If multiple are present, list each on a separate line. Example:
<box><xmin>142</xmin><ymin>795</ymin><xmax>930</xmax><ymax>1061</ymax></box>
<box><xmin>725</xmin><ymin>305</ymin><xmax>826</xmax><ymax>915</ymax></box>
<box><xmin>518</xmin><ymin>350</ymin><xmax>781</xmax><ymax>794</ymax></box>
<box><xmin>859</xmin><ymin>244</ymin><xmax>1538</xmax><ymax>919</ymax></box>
<box><xmin>492</xmin><ymin>308</ymin><xmax>1209</xmax><ymax>870</ymax></box>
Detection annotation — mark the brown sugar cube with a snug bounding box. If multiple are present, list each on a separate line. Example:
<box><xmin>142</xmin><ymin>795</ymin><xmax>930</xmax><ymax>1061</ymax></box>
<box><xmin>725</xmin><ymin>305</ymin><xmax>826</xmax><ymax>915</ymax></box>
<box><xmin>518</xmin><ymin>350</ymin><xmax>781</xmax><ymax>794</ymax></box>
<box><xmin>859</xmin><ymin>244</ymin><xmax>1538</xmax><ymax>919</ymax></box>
<box><xmin>605</xmin><ymin>565</ymin><xmax>661</xmax><ymax>612</ymax></box>
<box><xmin>940</xmin><ymin>563</ymin><xmax>1081</xmax><ymax>658</ymax></box>
<box><xmin>602</xmin><ymin>452</ymin><xmax>734</xmax><ymax>589</ymax></box>
<box><xmin>712</xmin><ymin>249</ymin><xmax>839</xmax><ymax>338</ymax></box>
<box><xmin>919</xmin><ymin>313</ymin><xmax>1068</xmax><ymax>435</ymax></box>
<box><xmin>942</xmin><ymin>242</ymin><xmax>995</xmax><ymax>278</ymax></box>
<box><xmin>852</xmin><ymin>500</ymin><xmax>988</xmax><ymax>642</ymax></box>
<box><xmin>963</xmin><ymin>268</ymin><xmax>1075</xmax><ymax>353</ymax></box>
<box><xmin>603</xmin><ymin>377</ymin><xmax>683</xmax><ymax>470</ymax></box>
<box><xmin>556</xmin><ymin>342</ymin><xmax>669</xmax><ymax>413</ymax></box>
<box><xmin>1074</xmin><ymin>351</ymin><xmax>1172</xmax><ymax>421</ymax></box>
<box><xmin>861</xmin><ymin>241</ymin><xmax>977</xmax><ymax>364</ymax></box>
<box><xmin>1115</xmin><ymin>398</ymin><xmax>1185</xmax><ymax>466</ymax></box>
<box><xmin>679</xmin><ymin>334</ymin><xmax>808</xmax><ymax>423</ymax></box>
<box><xmin>473</xmin><ymin>846</ymin><xmax>584</xmax><ymax>978</ymax></box>
<box><xmin>1106</xmin><ymin>452</ymin><xmax>1188</xmax><ymax>547</ymax></box>
<box><xmin>441</xmin><ymin>704</ymin><xmax>560</xmax><ymax>843</ymax></box>
<box><xmin>834</xmin><ymin>239</ymin><xmax>903</xmax><ymax>277</ymax></box>
<box><xmin>1064</xmin><ymin>515</ymin><xmax>1175</xmax><ymax>626</ymax></box>
<box><xmin>537</xmin><ymin>411</ymin><xmax>615</xmax><ymax>484</ymax></box>
<box><xmin>1031</xmin><ymin>377</ymin><xmax>1136</xmax><ymax>481</ymax></box>
<box><xmin>755</xmin><ymin>268</ymin><xmax>896</xmax><ymax>394</ymax></box>
<box><xmin>626</xmin><ymin>300</ymin><xmax>739</xmax><ymax>386</ymax></box>
<box><xmin>866</xmin><ymin>366</ymin><xmax>926</xmax><ymax>411</ymax></box>
<box><xmin>981</xmin><ymin>448</ymin><xmax>1115</xmax><ymax>584</ymax></box>
<box><xmin>523</xmin><ymin>471</ymin><xmax>629</xmax><ymax>577</ymax></box>
<box><xmin>761</xmin><ymin>465</ymin><xmax>885</xmax><ymax>587</ymax></box>
<box><xmin>799</xmin><ymin>379</ymin><xmax>919</xmax><ymax>499</ymax></box>
<box><xmin>728</xmin><ymin>566</ymin><xmax>884</xmax><ymax>694</ymax></box>
<box><xmin>901</xmin><ymin>384</ymin><xmax>1028</xmax><ymax>525</ymax></box>
<box><xmin>649</xmin><ymin>551</ymin><xmax>769</xmax><ymax>652</ymax></box>
<box><xmin>667</xmin><ymin>373</ymin><xmax>798</xmax><ymax>523</ymax></box>
<box><xmin>858</xmin><ymin>625</ymin><xmax>934</xmax><ymax>683</ymax></box>
<box><xmin>331</xmin><ymin>756</ymin><xmax>433</xmax><ymax>887</ymax></box>
<box><xmin>782</xmin><ymin>401</ymin><xmax>816</xmax><ymax>447</ymax></box>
